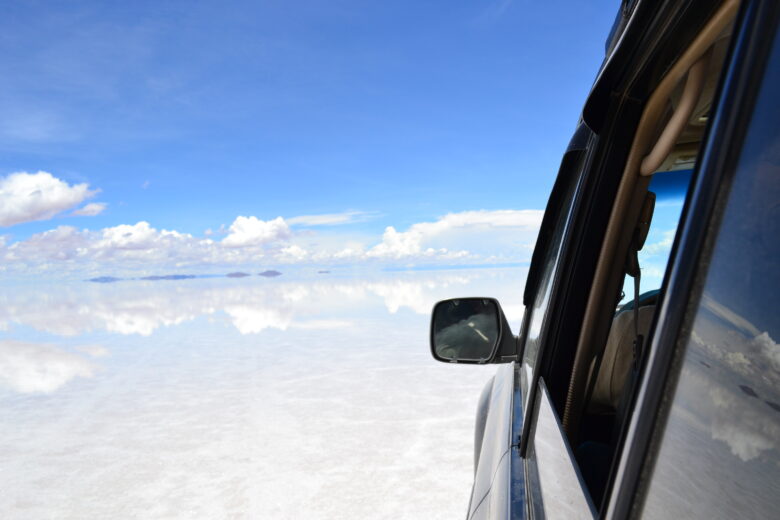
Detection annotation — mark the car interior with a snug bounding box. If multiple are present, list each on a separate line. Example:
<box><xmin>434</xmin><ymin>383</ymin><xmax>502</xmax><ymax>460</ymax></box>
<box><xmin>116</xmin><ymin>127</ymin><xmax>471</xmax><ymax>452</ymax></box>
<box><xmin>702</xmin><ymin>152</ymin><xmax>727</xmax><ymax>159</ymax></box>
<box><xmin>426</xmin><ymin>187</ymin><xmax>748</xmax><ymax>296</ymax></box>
<box><xmin>557</xmin><ymin>0</ymin><xmax>740</xmax><ymax>509</ymax></box>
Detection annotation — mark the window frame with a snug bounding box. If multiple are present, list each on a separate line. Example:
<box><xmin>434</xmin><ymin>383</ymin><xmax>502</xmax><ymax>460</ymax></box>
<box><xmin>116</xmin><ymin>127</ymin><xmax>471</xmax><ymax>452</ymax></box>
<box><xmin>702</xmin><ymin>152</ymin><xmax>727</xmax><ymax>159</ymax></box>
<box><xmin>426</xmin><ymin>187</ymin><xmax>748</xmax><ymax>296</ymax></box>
<box><xmin>516</xmin><ymin>124</ymin><xmax>594</xmax><ymax>453</ymax></box>
<box><xmin>526</xmin><ymin>1</ymin><xmax>738</xmax><ymax>445</ymax></box>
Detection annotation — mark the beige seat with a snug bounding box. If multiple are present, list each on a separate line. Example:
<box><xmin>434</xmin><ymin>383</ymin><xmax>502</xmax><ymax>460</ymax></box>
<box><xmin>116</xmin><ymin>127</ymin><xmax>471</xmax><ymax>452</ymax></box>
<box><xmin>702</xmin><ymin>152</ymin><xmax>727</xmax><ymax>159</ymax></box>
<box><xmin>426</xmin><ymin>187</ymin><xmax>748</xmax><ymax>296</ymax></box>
<box><xmin>588</xmin><ymin>305</ymin><xmax>655</xmax><ymax>414</ymax></box>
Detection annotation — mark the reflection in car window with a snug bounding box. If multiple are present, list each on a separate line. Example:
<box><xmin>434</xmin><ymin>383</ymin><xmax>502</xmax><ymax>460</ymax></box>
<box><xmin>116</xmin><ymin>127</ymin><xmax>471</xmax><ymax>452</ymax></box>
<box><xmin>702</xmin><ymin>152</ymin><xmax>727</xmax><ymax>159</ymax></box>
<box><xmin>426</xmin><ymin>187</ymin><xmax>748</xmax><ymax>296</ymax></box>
<box><xmin>641</xmin><ymin>32</ymin><xmax>780</xmax><ymax>519</ymax></box>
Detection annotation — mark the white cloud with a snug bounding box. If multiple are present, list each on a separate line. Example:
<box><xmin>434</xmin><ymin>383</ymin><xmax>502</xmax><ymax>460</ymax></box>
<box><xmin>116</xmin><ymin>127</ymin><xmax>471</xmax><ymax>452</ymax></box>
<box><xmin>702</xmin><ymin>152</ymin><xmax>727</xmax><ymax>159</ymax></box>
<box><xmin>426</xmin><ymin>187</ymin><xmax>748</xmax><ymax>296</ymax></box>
<box><xmin>0</xmin><ymin>339</ymin><xmax>96</xmax><ymax>393</ymax></box>
<box><xmin>333</xmin><ymin>247</ymin><xmax>364</xmax><ymax>259</ymax></box>
<box><xmin>96</xmin><ymin>221</ymin><xmax>171</xmax><ymax>250</ymax></box>
<box><xmin>280</xmin><ymin>244</ymin><xmax>308</xmax><ymax>261</ymax></box>
<box><xmin>3</xmin><ymin>225</ymin><xmax>92</xmax><ymax>263</ymax></box>
<box><xmin>72</xmin><ymin>202</ymin><xmax>107</xmax><ymax>216</ymax></box>
<box><xmin>0</xmin><ymin>171</ymin><xmax>97</xmax><ymax>227</ymax></box>
<box><xmin>90</xmin><ymin>222</ymin><xmax>221</xmax><ymax>268</ymax></box>
<box><xmin>222</xmin><ymin>216</ymin><xmax>291</xmax><ymax>248</ymax></box>
<box><xmin>2</xmin><ymin>222</ymin><xmax>216</xmax><ymax>270</ymax></box>
<box><xmin>75</xmin><ymin>345</ymin><xmax>110</xmax><ymax>358</ymax></box>
<box><xmin>643</xmin><ymin>229</ymin><xmax>676</xmax><ymax>255</ymax></box>
<box><xmin>366</xmin><ymin>209</ymin><xmax>543</xmax><ymax>259</ymax></box>
<box><xmin>288</xmin><ymin>211</ymin><xmax>371</xmax><ymax>226</ymax></box>
<box><xmin>0</xmin><ymin>209</ymin><xmax>544</xmax><ymax>272</ymax></box>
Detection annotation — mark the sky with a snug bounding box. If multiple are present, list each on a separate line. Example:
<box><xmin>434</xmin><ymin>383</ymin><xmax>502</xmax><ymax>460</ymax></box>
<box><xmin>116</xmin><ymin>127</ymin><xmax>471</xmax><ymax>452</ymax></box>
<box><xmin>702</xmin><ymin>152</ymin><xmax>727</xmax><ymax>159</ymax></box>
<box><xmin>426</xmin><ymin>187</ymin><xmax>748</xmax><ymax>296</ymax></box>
<box><xmin>0</xmin><ymin>0</ymin><xmax>618</xmax><ymax>276</ymax></box>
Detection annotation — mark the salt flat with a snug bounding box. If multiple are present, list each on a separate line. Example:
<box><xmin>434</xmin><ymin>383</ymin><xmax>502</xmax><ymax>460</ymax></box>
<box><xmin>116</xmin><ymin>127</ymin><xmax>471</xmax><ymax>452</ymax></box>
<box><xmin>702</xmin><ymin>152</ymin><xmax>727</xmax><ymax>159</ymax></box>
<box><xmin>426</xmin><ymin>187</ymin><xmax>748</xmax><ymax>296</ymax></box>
<box><xmin>0</xmin><ymin>268</ymin><xmax>526</xmax><ymax>519</ymax></box>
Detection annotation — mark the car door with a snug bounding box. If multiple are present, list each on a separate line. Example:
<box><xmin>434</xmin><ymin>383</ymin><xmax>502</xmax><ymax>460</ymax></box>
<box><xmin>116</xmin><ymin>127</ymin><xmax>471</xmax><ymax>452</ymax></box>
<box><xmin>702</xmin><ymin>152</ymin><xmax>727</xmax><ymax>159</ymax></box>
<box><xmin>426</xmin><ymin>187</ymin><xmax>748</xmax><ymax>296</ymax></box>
<box><xmin>455</xmin><ymin>1</ymin><xmax>778</xmax><ymax>519</ymax></box>
<box><xmin>518</xmin><ymin>0</ymin><xmax>760</xmax><ymax>517</ymax></box>
<box><xmin>465</xmin><ymin>124</ymin><xmax>592</xmax><ymax>520</ymax></box>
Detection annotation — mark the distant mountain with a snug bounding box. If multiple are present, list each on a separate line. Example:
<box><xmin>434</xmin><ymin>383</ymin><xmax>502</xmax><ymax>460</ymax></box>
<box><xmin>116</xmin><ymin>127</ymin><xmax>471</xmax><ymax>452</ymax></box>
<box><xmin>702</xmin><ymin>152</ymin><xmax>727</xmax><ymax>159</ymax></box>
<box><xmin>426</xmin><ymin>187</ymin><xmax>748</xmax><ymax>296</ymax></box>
<box><xmin>258</xmin><ymin>270</ymin><xmax>282</xmax><ymax>278</ymax></box>
<box><xmin>317</xmin><ymin>270</ymin><xmax>331</xmax><ymax>274</ymax></box>
<box><xmin>87</xmin><ymin>276</ymin><xmax>122</xmax><ymax>283</ymax></box>
<box><xmin>227</xmin><ymin>272</ymin><xmax>250</xmax><ymax>278</ymax></box>
<box><xmin>140</xmin><ymin>274</ymin><xmax>197</xmax><ymax>281</ymax></box>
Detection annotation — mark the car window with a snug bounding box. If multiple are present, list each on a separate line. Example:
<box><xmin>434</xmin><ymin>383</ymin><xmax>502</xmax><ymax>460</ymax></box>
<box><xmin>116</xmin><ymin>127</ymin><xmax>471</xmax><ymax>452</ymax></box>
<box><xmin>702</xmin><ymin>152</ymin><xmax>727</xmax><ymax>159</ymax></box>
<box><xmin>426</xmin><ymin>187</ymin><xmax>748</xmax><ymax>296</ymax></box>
<box><xmin>519</xmin><ymin>150</ymin><xmax>583</xmax><ymax>409</ymax></box>
<box><xmin>617</xmin><ymin>168</ymin><xmax>693</xmax><ymax>307</ymax></box>
<box><xmin>573</xmin><ymin>17</ymin><xmax>737</xmax><ymax>507</ymax></box>
<box><xmin>526</xmin><ymin>381</ymin><xmax>596</xmax><ymax>519</ymax></box>
<box><xmin>640</xmin><ymin>27</ymin><xmax>780</xmax><ymax>519</ymax></box>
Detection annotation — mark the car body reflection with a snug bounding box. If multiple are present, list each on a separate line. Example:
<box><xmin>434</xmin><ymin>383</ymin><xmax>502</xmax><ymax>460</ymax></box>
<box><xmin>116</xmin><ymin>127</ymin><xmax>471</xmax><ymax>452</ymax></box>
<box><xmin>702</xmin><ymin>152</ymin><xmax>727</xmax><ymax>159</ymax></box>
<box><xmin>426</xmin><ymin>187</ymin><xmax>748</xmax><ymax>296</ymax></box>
<box><xmin>643</xmin><ymin>293</ymin><xmax>780</xmax><ymax>518</ymax></box>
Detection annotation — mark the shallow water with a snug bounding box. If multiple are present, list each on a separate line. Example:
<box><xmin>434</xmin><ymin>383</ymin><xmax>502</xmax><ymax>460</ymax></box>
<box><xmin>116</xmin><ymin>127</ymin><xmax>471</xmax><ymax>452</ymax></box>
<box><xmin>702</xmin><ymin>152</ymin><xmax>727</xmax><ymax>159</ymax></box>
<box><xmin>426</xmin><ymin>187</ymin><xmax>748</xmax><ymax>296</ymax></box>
<box><xmin>0</xmin><ymin>268</ymin><xmax>526</xmax><ymax>519</ymax></box>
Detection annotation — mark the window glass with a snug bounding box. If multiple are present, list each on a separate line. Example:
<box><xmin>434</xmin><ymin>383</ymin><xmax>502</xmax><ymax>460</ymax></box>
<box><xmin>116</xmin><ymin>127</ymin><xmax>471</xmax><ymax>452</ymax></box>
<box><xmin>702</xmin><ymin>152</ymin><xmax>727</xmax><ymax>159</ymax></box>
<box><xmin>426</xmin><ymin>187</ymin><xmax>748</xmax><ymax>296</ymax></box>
<box><xmin>617</xmin><ymin>169</ymin><xmax>693</xmax><ymax>306</ymax></box>
<box><xmin>641</xmin><ymin>31</ymin><xmax>780</xmax><ymax>519</ymax></box>
<box><xmin>618</xmin><ymin>26</ymin><xmax>734</xmax><ymax>309</ymax></box>
<box><xmin>527</xmin><ymin>382</ymin><xmax>596</xmax><ymax>519</ymax></box>
<box><xmin>520</xmin><ymin>152</ymin><xmax>582</xmax><ymax>407</ymax></box>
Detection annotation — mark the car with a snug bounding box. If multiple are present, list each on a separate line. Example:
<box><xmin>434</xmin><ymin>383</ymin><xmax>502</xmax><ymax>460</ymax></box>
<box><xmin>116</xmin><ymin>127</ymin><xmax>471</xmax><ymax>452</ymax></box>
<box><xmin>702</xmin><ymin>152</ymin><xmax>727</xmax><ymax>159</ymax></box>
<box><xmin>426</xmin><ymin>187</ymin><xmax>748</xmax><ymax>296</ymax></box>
<box><xmin>428</xmin><ymin>0</ymin><xmax>780</xmax><ymax>518</ymax></box>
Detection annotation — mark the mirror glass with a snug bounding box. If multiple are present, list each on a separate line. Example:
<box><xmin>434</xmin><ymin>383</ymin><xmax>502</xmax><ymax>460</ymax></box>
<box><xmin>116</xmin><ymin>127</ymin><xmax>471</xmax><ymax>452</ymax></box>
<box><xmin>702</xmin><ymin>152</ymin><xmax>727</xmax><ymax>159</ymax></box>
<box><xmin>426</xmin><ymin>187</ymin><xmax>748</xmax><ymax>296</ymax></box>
<box><xmin>432</xmin><ymin>298</ymin><xmax>500</xmax><ymax>361</ymax></box>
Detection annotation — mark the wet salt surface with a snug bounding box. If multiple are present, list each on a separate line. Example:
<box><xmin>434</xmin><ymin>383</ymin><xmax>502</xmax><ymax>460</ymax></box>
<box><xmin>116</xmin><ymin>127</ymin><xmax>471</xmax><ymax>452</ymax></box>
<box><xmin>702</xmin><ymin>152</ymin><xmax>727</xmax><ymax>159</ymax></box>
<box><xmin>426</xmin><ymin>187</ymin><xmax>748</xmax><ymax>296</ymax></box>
<box><xmin>0</xmin><ymin>268</ymin><xmax>526</xmax><ymax>519</ymax></box>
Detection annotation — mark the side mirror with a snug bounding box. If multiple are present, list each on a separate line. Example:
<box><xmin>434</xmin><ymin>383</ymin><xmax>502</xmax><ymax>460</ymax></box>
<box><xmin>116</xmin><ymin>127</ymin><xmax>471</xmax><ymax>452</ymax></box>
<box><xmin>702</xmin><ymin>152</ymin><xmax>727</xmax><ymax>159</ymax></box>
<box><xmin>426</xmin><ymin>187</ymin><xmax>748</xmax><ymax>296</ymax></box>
<box><xmin>430</xmin><ymin>297</ymin><xmax>517</xmax><ymax>364</ymax></box>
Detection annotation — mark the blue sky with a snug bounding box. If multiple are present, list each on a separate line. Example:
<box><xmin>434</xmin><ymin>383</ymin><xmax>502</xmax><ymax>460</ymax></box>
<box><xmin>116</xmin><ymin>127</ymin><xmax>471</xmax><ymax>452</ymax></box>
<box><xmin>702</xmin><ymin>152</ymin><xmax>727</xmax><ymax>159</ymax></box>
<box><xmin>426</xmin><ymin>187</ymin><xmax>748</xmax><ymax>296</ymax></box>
<box><xmin>0</xmin><ymin>0</ymin><xmax>618</xmax><ymax>274</ymax></box>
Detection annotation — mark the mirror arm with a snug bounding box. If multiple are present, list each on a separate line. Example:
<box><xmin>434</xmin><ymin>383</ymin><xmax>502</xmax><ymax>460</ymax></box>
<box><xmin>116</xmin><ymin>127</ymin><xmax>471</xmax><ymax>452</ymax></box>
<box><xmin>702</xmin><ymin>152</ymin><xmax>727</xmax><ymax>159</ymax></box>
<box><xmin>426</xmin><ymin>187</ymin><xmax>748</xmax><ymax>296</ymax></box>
<box><xmin>498</xmin><ymin>336</ymin><xmax>521</xmax><ymax>362</ymax></box>
<box><xmin>493</xmin><ymin>306</ymin><xmax>520</xmax><ymax>363</ymax></box>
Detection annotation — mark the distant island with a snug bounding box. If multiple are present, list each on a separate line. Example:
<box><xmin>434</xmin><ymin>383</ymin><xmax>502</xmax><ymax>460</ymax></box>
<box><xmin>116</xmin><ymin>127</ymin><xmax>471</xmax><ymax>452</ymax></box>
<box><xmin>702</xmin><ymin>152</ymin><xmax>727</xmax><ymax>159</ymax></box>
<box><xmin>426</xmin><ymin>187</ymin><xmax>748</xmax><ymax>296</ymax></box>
<box><xmin>317</xmin><ymin>270</ymin><xmax>330</xmax><ymax>274</ymax></box>
<box><xmin>140</xmin><ymin>274</ymin><xmax>197</xmax><ymax>281</ymax></box>
<box><xmin>258</xmin><ymin>270</ymin><xmax>282</xmax><ymax>277</ymax></box>
<box><xmin>227</xmin><ymin>272</ymin><xmax>250</xmax><ymax>278</ymax></box>
<box><xmin>87</xmin><ymin>276</ymin><xmax>122</xmax><ymax>283</ymax></box>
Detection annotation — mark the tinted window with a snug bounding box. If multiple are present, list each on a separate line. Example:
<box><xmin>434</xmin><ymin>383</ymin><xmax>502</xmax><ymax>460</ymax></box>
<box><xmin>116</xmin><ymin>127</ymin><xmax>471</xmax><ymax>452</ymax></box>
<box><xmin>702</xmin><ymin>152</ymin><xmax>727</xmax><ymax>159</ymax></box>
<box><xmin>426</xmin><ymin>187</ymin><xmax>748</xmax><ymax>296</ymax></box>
<box><xmin>641</xmin><ymin>31</ymin><xmax>780</xmax><ymax>519</ymax></box>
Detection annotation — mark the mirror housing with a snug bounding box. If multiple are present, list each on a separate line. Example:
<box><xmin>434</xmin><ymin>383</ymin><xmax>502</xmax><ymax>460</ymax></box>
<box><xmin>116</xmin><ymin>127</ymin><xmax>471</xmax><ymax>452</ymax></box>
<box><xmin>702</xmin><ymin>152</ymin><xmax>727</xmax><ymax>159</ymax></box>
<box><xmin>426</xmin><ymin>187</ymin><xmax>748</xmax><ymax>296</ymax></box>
<box><xmin>430</xmin><ymin>297</ymin><xmax>517</xmax><ymax>364</ymax></box>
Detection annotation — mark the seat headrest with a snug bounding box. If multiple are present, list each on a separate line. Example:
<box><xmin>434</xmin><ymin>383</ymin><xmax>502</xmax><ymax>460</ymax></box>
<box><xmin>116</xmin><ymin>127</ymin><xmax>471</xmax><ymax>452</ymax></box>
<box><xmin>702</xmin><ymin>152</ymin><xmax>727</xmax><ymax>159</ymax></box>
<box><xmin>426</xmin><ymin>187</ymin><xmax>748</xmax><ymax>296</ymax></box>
<box><xmin>589</xmin><ymin>305</ymin><xmax>656</xmax><ymax>413</ymax></box>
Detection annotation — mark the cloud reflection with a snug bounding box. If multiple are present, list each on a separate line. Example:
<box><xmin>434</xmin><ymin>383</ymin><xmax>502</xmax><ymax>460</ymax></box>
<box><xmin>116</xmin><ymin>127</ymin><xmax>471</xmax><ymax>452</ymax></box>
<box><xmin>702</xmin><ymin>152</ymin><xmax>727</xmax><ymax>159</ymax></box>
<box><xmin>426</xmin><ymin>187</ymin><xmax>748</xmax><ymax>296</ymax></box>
<box><xmin>224</xmin><ymin>304</ymin><xmax>293</xmax><ymax>334</ymax></box>
<box><xmin>0</xmin><ymin>269</ymin><xmax>524</xmax><ymax>518</ymax></box>
<box><xmin>0</xmin><ymin>339</ymin><xmax>97</xmax><ymax>393</ymax></box>
<box><xmin>1</xmin><ymin>271</ymin><xmax>519</xmax><ymax>338</ymax></box>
